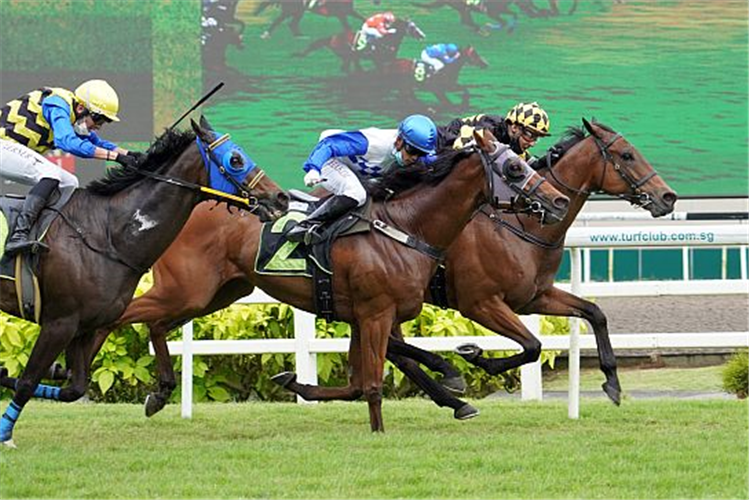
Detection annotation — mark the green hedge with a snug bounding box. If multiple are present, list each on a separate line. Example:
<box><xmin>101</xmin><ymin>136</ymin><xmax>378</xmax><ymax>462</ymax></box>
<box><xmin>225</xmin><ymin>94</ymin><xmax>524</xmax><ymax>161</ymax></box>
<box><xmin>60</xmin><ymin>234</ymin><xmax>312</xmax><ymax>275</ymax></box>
<box><xmin>1</xmin><ymin>276</ymin><xmax>571</xmax><ymax>402</ymax></box>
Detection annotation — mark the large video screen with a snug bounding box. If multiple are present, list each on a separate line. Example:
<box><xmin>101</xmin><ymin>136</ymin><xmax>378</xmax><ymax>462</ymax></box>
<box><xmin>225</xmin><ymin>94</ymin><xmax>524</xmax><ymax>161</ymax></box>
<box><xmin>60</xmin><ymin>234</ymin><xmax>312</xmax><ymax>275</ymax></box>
<box><xmin>2</xmin><ymin>0</ymin><xmax>746</xmax><ymax>196</ymax></box>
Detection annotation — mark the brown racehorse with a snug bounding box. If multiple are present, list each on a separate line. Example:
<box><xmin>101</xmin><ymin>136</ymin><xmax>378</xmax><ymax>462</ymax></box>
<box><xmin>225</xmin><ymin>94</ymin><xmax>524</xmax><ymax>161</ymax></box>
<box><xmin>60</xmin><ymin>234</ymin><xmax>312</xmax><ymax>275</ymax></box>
<box><xmin>256</xmin><ymin>0</ymin><xmax>371</xmax><ymax>40</ymax></box>
<box><xmin>380</xmin><ymin>118</ymin><xmax>677</xmax><ymax>408</ymax></box>
<box><xmin>0</xmin><ymin>117</ymin><xmax>289</xmax><ymax>447</ymax></box>
<box><xmin>87</xmin><ymin>130</ymin><xmax>570</xmax><ymax>432</ymax></box>
<box><xmin>293</xmin><ymin>19</ymin><xmax>426</xmax><ymax>73</ymax></box>
<box><xmin>380</xmin><ymin>46</ymin><xmax>489</xmax><ymax>110</ymax></box>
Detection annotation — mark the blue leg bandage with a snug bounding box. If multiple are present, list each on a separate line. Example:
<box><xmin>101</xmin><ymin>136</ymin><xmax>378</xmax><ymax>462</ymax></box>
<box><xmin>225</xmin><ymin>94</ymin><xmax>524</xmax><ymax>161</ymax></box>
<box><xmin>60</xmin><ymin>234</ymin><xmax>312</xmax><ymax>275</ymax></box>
<box><xmin>0</xmin><ymin>401</ymin><xmax>23</xmax><ymax>442</ymax></box>
<box><xmin>14</xmin><ymin>381</ymin><xmax>62</xmax><ymax>400</ymax></box>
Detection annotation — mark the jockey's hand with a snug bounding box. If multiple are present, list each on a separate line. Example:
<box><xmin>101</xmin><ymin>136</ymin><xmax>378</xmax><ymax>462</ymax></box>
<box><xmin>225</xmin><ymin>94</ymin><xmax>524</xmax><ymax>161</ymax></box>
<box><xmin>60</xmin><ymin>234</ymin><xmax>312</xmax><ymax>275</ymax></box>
<box><xmin>114</xmin><ymin>153</ymin><xmax>138</xmax><ymax>169</ymax></box>
<box><xmin>304</xmin><ymin>169</ymin><xmax>323</xmax><ymax>187</ymax></box>
<box><xmin>127</xmin><ymin>151</ymin><xmax>146</xmax><ymax>163</ymax></box>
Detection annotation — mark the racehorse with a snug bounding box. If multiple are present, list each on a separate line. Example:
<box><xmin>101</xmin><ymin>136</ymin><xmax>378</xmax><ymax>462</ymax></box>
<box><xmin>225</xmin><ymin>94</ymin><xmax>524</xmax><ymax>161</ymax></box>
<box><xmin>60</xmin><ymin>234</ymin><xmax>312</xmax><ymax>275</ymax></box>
<box><xmin>376</xmin><ymin>119</ymin><xmax>677</xmax><ymax>408</ymax></box>
<box><xmin>380</xmin><ymin>46</ymin><xmax>489</xmax><ymax>110</ymax></box>
<box><xmin>86</xmin><ymin>130</ymin><xmax>570</xmax><ymax>432</ymax></box>
<box><xmin>256</xmin><ymin>0</ymin><xmax>369</xmax><ymax>40</ymax></box>
<box><xmin>293</xmin><ymin>19</ymin><xmax>426</xmax><ymax>73</ymax></box>
<box><xmin>0</xmin><ymin>117</ymin><xmax>289</xmax><ymax>447</ymax></box>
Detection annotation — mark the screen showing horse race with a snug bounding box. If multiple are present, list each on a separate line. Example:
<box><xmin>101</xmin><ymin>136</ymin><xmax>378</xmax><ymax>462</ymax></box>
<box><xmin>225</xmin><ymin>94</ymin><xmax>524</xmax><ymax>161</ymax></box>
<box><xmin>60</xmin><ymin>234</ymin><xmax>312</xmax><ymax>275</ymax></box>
<box><xmin>1</xmin><ymin>0</ymin><xmax>746</xmax><ymax>196</ymax></box>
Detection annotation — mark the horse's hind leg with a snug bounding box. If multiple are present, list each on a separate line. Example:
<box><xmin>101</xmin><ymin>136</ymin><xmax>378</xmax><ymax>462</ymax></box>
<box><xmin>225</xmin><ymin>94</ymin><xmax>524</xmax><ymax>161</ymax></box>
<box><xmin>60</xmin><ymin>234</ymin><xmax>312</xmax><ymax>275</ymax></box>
<box><xmin>455</xmin><ymin>297</ymin><xmax>541</xmax><ymax>384</ymax></box>
<box><xmin>273</xmin><ymin>326</ymin><xmax>364</xmax><ymax>401</ymax></box>
<box><xmin>1</xmin><ymin>318</ymin><xmax>77</xmax><ymax>446</ymax></box>
<box><xmin>522</xmin><ymin>286</ymin><xmax>621</xmax><ymax>405</ymax></box>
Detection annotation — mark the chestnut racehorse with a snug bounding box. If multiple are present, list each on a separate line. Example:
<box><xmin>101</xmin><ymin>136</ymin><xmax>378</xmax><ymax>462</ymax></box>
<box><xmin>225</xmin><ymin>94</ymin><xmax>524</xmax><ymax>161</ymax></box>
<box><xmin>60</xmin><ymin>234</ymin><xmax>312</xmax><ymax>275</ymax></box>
<box><xmin>89</xmin><ymin>130</ymin><xmax>570</xmax><ymax>432</ymax></box>
<box><xmin>381</xmin><ymin>118</ymin><xmax>677</xmax><ymax>408</ymax></box>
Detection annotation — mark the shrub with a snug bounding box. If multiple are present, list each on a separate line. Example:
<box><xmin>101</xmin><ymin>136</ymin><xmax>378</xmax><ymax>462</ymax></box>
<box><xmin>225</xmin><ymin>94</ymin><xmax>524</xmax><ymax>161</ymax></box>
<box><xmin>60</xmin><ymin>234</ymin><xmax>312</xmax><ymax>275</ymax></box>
<box><xmin>722</xmin><ymin>350</ymin><xmax>748</xmax><ymax>399</ymax></box>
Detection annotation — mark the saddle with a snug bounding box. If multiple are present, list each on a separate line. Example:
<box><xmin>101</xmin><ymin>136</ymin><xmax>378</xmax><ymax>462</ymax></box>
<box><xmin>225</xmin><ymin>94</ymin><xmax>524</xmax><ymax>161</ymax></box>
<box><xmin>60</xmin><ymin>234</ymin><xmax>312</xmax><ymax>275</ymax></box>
<box><xmin>0</xmin><ymin>187</ymin><xmax>75</xmax><ymax>323</ymax></box>
<box><xmin>255</xmin><ymin>191</ymin><xmax>372</xmax><ymax>321</ymax></box>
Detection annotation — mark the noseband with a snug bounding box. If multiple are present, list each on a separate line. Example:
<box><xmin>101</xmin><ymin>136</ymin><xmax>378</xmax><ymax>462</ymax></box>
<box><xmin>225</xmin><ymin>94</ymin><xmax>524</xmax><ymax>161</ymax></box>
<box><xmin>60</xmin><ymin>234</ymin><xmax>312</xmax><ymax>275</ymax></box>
<box><xmin>547</xmin><ymin>131</ymin><xmax>657</xmax><ymax>208</ymax></box>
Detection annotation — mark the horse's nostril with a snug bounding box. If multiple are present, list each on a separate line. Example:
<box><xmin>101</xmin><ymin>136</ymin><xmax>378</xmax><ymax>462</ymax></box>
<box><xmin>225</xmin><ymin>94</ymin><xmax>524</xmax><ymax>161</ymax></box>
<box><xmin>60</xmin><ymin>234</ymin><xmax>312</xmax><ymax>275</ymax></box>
<box><xmin>662</xmin><ymin>191</ymin><xmax>677</xmax><ymax>206</ymax></box>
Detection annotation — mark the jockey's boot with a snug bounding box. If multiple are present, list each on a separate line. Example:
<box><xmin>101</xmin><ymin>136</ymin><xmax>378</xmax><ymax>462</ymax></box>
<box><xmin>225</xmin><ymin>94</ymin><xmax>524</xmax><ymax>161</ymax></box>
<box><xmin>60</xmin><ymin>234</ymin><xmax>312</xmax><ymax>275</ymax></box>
<box><xmin>285</xmin><ymin>195</ymin><xmax>358</xmax><ymax>245</ymax></box>
<box><xmin>4</xmin><ymin>178</ymin><xmax>59</xmax><ymax>256</ymax></box>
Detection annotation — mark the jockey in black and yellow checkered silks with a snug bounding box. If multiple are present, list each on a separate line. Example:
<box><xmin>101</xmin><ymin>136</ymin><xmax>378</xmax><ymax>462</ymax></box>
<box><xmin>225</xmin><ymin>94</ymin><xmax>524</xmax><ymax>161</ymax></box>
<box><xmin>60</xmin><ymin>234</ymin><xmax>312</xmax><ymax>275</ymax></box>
<box><xmin>437</xmin><ymin>102</ymin><xmax>551</xmax><ymax>169</ymax></box>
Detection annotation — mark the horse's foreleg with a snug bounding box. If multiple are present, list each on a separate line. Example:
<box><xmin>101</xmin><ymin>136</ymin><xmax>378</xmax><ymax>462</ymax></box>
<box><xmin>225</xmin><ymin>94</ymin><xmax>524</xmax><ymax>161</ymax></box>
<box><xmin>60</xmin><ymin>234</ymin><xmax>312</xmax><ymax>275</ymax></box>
<box><xmin>389</xmin><ymin>324</ymin><xmax>466</xmax><ymax>393</ymax></box>
<box><xmin>456</xmin><ymin>297</ymin><xmax>541</xmax><ymax>381</ymax></box>
<box><xmin>1</xmin><ymin>318</ymin><xmax>77</xmax><ymax>447</ymax></box>
<box><xmin>358</xmin><ymin>311</ymin><xmax>392</xmax><ymax>432</ymax></box>
<box><xmin>57</xmin><ymin>333</ymin><xmax>96</xmax><ymax>403</ymax></box>
<box><xmin>386</xmin><ymin>350</ymin><xmax>477</xmax><ymax>420</ymax></box>
<box><xmin>522</xmin><ymin>286</ymin><xmax>621</xmax><ymax>405</ymax></box>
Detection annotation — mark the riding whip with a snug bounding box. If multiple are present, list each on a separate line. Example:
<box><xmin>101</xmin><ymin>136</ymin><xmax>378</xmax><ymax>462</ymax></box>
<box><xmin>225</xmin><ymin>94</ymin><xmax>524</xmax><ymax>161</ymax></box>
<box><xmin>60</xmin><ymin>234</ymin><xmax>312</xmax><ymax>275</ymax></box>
<box><xmin>167</xmin><ymin>82</ymin><xmax>224</xmax><ymax>131</ymax></box>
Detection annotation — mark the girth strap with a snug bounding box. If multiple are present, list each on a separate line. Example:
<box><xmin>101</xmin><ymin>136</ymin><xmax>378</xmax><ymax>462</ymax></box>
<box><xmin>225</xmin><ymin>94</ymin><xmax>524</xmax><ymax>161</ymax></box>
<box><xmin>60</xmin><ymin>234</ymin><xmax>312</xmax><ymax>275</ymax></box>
<box><xmin>372</xmin><ymin>219</ymin><xmax>445</xmax><ymax>261</ymax></box>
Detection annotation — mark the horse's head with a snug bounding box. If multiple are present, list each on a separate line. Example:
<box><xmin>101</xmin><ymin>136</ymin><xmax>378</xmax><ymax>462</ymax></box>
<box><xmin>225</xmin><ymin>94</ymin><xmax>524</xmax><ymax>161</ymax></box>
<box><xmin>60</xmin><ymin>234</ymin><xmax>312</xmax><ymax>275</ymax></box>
<box><xmin>580</xmin><ymin>118</ymin><xmax>677</xmax><ymax>217</ymax></box>
<box><xmin>475</xmin><ymin>129</ymin><xmax>569</xmax><ymax>224</ymax></box>
<box><xmin>191</xmin><ymin>116</ymin><xmax>288</xmax><ymax>222</ymax></box>
<box><xmin>461</xmin><ymin>46</ymin><xmax>489</xmax><ymax>69</ymax></box>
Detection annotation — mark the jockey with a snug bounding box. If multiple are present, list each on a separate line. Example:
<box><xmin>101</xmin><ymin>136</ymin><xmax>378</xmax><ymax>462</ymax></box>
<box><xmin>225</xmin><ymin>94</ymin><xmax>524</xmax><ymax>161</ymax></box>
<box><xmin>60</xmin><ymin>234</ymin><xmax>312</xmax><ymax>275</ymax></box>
<box><xmin>0</xmin><ymin>79</ymin><xmax>139</xmax><ymax>256</ymax></box>
<box><xmin>357</xmin><ymin>11</ymin><xmax>397</xmax><ymax>49</ymax></box>
<box><xmin>439</xmin><ymin>101</ymin><xmax>551</xmax><ymax>168</ymax></box>
<box><xmin>286</xmin><ymin>114</ymin><xmax>438</xmax><ymax>244</ymax></box>
<box><xmin>420</xmin><ymin>43</ymin><xmax>460</xmax><ymax>75</ymax></box>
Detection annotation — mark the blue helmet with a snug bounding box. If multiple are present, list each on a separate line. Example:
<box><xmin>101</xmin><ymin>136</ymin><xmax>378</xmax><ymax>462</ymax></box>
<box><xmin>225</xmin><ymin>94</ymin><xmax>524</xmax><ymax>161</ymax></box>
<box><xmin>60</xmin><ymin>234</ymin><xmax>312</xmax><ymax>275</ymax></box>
<box><xmin>446</xmin><ymin>43</ymin><xmax>459</xmax><ymax>56</ymax></box>
<box><xmin>398</xmin><ymin>114</ymin><xmax>437</xmax><ymax>155</ymax></box>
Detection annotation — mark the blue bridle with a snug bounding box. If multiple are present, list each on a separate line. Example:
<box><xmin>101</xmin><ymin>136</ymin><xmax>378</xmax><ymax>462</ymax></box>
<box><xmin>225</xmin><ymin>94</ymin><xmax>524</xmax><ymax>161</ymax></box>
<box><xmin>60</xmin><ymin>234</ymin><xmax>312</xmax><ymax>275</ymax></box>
<box><xmin>196</xmin><ymin>132</ymin><xmax>261</xmax><ymax>198</ymax></box>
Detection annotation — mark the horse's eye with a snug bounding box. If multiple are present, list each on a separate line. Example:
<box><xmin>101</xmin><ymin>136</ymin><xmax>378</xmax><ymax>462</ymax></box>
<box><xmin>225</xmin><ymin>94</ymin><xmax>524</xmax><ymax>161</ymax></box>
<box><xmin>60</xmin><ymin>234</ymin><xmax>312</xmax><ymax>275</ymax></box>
<box><xmin>230</xmin><ymin>153</ymin><xmax>243</xmax><ymax>168</ymax></box>
<box><xmin>621</xmin><ymin>152</ymin><xmax>634</xmax><ymax>162</ymax></box>
<box><xmin>503</xmin><ymin>159</ymin><xmax>526</xmax><ymax>181</ymax></box>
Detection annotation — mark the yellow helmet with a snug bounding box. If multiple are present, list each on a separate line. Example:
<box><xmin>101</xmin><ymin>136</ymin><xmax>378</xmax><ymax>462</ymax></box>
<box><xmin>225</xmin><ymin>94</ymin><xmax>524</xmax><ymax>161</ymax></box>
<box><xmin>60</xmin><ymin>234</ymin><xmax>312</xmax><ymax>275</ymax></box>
<box><xmin>74</xmin><ymin>79</ymin><xmax>120</xmax><ymax>122</ymax></box>
<box><xmin>505</xmin><ymin>102</ymin><xmax>550</xmax><ymax>136</ymax></box>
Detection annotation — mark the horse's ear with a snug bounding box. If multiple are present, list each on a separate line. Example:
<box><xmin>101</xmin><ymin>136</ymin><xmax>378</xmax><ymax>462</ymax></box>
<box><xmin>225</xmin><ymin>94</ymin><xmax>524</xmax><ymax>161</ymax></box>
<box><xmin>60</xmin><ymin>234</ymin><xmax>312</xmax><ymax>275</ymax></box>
<box><xmin>199</xmin><ymin>115</ymin><xmax>213</xmax><ymax>131</ymax></box>
<box><xmin>582</xmin><ymin>117</ymin><xmax>595</xmax><ymax>135</ymax></box>
<box><xmin>190</xmin><ymin>118</ymin><xmax>201</xmax><ymax>136</ymax></box>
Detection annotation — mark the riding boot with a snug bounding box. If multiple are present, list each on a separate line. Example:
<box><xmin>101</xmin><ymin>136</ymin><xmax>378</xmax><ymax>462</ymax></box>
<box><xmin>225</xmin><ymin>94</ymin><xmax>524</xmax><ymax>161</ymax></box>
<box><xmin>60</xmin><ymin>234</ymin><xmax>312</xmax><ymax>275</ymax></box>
<box><xmin>4</xmin><ymin>178</ymin><xmax>59</xmax><ymax>256</ymax></box>
<box><xmin>286</xmin><ymin>195</ymin><xmax>358</xmax><ymax>245</ymax></box>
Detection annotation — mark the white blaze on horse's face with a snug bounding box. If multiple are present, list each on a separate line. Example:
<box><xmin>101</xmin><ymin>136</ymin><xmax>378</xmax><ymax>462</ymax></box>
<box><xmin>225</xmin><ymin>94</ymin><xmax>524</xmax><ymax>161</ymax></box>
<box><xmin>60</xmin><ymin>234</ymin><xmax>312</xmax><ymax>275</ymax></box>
<box><xmin>133</xmin><ymin>210</ymin><xmax>158</xmax><ymax>232</ymax></box>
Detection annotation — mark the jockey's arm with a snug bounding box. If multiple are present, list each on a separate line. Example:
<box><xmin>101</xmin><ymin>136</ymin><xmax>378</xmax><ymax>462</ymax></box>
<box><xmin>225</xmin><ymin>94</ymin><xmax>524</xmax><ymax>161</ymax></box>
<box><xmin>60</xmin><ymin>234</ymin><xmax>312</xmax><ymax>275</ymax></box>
<box><xmin>42</xmin><ymin>96</ymin><xmax>122</xmax><ymax>159</ymax></box>
<box><xmin>303</xmin><ymin>131</ymin><xmax>369</xmax><ymax>173</ymax></box>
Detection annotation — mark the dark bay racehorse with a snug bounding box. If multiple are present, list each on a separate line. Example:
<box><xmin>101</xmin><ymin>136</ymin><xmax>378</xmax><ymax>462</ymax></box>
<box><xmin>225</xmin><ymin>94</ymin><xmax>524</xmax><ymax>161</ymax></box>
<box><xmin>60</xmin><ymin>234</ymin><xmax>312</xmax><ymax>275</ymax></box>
<box><xmin>0</xmin><ymin>117</ymin><xmax>288</xmax><ymax>447</ymax></box>
<box><xmin>381</xmin><ymin>46</ymin><xmax>488</xmax><ymax>110</ymax></box>
<box><xmin>294</xmin><ymin>19</ymin><xmax>426</xmax><ymax>73</ymax></box>
<box><xmin>256</xmin><ymin>0</ymin><xmax>370</xmax><ymax>39</ymax></box>
<box><xmin>380</xmin><ymin>119</ymin><xmax>677</xmax><ymax>407</ymax></box>
<box><xmin>89</xmin><ymin>130</ymin><xmax>570</xmax><ymax>432</ymax></box>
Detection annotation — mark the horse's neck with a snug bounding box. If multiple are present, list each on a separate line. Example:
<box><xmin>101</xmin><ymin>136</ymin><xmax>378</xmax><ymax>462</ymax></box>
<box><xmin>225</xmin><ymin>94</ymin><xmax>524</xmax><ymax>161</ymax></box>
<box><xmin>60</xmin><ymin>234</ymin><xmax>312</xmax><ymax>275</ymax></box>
<box><xmin>106</xmin><ymin>148</ymin><xmax>204</xmax><ymax>270</ymax></box>
<box><xmin>384</xmin><ymin>158</ymin><xmax>485</xmax><ymax>251</ymax></box>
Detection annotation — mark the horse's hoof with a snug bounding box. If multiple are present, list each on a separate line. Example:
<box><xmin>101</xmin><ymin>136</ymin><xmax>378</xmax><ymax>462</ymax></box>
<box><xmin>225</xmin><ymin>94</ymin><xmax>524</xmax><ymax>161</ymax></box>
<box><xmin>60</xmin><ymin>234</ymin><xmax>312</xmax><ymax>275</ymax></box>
<box><xmin>455</xmin><ymin>343</ymin><xmax>483</xmax><ymax>362</ymax></box>
<box><xmin>454</xmin><ymin>403</ymin><xmax>479</xmax><ymax>420</ymax></box>
<box><xmin>441</xmin><ymin>375</ymin><xmax>467</xmax><ymax>395</ymax></box>
<box><xmin>144</xmin><ymin>394</ymin><xmax>167</xmax><ymax>418</ymax></box>
<box><xmin>602</xmin><ymin>382</ymin><xmax>622</xmax><ymax>406</ymax></box>
<box><xmin>260</xmin><ymin>31</ymin><xmax>270</xmax><ymax>40</ymax></box>
<box><xmin>1</xmin><ymin>439</ymin><xmax>17</xmax><ymax>449</ymax></box>
<box><xmin>271</xmin><ymin>371</ymin><xmax>297</xmax><ymax>388</ymax></box>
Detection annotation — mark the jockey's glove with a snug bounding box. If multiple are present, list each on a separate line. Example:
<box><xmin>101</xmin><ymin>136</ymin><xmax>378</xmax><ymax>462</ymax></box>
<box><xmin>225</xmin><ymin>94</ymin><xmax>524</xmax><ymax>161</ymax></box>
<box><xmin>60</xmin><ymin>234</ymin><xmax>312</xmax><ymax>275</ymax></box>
<box><xmin>127</xmin><ymin>151</ymin><xmax>146</xmax><ymax>163</ymax></box>
<box><xmin>114</xmin><ymin>153</ymin><xmax>138</xmax><ymax>169</ymax></box>
<box><xmin>304</xmin><ymin>169</ymin><xmax>322</xmax><ymax>187</ymax></box>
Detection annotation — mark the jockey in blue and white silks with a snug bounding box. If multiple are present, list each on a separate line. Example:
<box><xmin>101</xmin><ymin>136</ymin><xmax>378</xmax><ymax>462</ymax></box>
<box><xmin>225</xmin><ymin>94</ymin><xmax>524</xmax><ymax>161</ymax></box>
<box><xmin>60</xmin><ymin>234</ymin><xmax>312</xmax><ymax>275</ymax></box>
<box><xmin>420</xmin><ymin>43</ymin><xmax>460</xmax><ymax>75</ymax></box>
<box><xmin>286</xmin><ymin>114</ymin><xmax>438</xmax><ymax>244</ymax></box>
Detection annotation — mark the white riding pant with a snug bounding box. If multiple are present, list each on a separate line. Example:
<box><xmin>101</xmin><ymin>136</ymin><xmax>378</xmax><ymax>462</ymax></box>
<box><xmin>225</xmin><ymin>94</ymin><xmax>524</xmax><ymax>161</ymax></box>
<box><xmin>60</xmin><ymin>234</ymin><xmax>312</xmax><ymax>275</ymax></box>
<box><xmin>0</xmin><ymin>139</ymin><xmax>79</xmax><ymax>189</ymax></box>
<box><xmin>319</xmin><ymin>159</ymin><xmax>367</xmax><ymax>207</ymax></box>
<box><xmin>420</xmin><ymin>50</ymin><xmax>445</xmax><ymax>73</ymax></box>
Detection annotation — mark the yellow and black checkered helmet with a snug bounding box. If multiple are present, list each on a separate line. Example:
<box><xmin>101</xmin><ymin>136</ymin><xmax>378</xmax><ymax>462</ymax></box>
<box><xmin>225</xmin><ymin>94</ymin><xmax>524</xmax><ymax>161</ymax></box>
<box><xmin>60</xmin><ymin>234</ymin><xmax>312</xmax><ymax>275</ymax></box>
<box><xmin>505</xmin><ymin>102</ymin><xmax>550</xmax><ymax>136</ymax></box>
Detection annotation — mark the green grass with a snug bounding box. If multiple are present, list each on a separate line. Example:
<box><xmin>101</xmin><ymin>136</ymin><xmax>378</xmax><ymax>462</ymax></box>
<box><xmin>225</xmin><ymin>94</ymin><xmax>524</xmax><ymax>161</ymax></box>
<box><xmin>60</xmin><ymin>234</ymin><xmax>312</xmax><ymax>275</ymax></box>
<box><xmin>543</xmin><ymin>365</ymin><xmax>726</xmax><ymax>393</ymax></box>
<box><xmin>0</xmin><ymin>399</ymin><xmax>746</xmax><ymax>499</ymax></box>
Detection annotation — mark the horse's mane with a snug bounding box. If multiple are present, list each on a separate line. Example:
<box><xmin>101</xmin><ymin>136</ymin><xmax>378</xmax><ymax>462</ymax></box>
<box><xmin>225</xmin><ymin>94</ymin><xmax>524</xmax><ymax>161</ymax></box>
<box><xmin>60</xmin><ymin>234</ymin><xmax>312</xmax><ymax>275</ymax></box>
<box><xmin>541</xmin><ymin>120</ymin><xmax>616</xmax><ymax>169</ymax></box>
<box><xmin>366</xmin><ymin>149</ymin><xmax>474</xmax><ymax>201</ymax></box>
<box><xmin>86</xmin><ymin>128</ymin><xmax>196</xmax><ymax>196</ymax></box>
